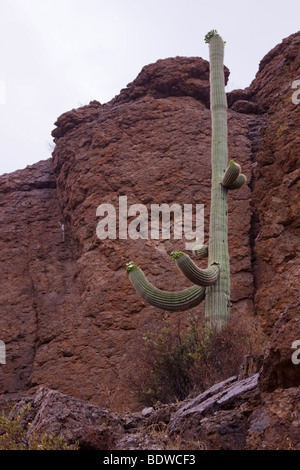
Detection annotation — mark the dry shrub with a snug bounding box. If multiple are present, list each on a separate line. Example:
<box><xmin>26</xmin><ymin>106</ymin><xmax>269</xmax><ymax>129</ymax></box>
<box><xmin>190</xmin><ymin>313</ymin><xmax>266</xmax><ymax>391</ymax></box>
<box><xmin>131</xmin><ymin>313</ymin><xmax>266</xmax><ymax>406</ymax></box>
<box><xmin>0</xmin><ymin>403</ymin><xmax>78</xmax><ymax>450</ymax></box>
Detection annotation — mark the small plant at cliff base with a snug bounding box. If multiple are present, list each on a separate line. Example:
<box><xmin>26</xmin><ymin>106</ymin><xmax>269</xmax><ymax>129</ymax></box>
<box><xmin>130</xmin><ymin>314</ymin><xmax>263</xmax><ymax>405</ymax></box>
<box><xmin>0</xmin><ymin>403</ymin><xmax>78</xmax><ymax>450</ymax></box>
<box><xmin>126</xmin><ymin>30</ymin><xmax>246</xmax><ymax>331</ymax></box>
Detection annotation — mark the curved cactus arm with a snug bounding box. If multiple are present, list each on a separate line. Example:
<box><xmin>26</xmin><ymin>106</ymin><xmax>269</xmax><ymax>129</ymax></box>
<box><xmin>226</xmin><ymin>173</ymin><xmax>247</xmax><ymax>190</ymax></box>
<box><xmin>172</xmin><ymin>252</ymin><xmax>220</xmax><ymax>287</ymax></box>
<box><xmin>126</xmin><ymin>262</ymin><xmax>205</xmax><ymax>311</ymax></box>
<box><xmin>192</xmin><ymin>244</ymin><xmax>208</xmax><ymax>259</ymax></box>
<box><xmin>221</xmin><ymin>160</ymin><xmax>241</xmax><ymax>187</ymax></box>
<box><xmin>188</xmin><ymin>239</ymin><xmax>208</xmax><ymax>259</ymax></box>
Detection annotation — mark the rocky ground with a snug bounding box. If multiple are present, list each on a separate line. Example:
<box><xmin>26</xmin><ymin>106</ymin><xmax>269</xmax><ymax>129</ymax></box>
<box><xmin>6</xmin><ymin>297</ymin><xmax>300</xmax><ymax>450</ymax></box>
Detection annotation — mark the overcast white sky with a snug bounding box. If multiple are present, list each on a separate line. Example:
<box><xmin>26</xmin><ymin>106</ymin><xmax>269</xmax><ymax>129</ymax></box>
<box><xmin>0</xmin><ymin>0</ymin><xmax>299</xmax><ymax>176</ymax></box>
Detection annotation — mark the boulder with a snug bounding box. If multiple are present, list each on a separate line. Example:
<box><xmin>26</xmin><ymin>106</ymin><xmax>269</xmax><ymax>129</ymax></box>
<box><xmin>12</xmin><ymin>387</ymin><xmax>124</xmax><ymax>450</ymax></box>
<box><xmin>168</xmin><ymin>374</ymin><xmax>260</xmax><ymax>450</ymax></box>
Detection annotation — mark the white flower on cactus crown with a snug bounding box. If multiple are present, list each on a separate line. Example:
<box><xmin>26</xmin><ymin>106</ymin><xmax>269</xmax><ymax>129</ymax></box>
<box><xmin>291</xmin><ymin>79</ymin><xmax>300</xmax><ymax>105</ymax></box>
<box><xmin>0</xmin><ymin>340</ymin><xmax>6</xmax><ymax>365</ymax></box>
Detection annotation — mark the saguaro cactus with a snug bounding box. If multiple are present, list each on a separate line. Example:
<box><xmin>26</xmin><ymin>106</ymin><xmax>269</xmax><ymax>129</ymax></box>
<box><xmin>126</xmin><ymin>31</ymin><xmax>246</xmax><ymax>330</ymax></box>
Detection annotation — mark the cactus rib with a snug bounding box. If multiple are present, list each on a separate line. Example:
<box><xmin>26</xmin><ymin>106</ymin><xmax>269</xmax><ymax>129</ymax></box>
<box><xmin>221</xmin><ymin>160</ymin><xmax>241</xmax><ymax>187</ymax></box>
<box><xmin>226</xmin><ymin>173</ymin><xmax>247</xmax><ymax>190</ymax></box>
<box><xmin>173</xmin><ymin>253</ymin><xmax>220</xmax><ymax>287</ymax></box>
<box><xmin>127</xmin><ymin>264</ymin><xmax>205</xmax><ymax>311</ymax></box>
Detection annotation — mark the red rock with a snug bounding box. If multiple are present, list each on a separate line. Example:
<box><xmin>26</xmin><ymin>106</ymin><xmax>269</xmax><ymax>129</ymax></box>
<box><xmin>259</xmin><ymin>296</ymin><xmax>300</xmax><ymax>392</ymax></box>
<box><xmin>0</xmin><ymin>32</ymin><xmax>299</xmax><ymax>423</ymax></box>
<box><xmin>246</xmin><ymin>387</ymin><xmax>300</xmax><ymax>450</ymax></box>
<box><xmin>249</xmin><ymin>31</ymin><xmax>300</xmax><ymax>334</ymax></box>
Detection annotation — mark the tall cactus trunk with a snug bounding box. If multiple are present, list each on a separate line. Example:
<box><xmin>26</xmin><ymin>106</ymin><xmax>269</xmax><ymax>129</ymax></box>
<box><xmin>204</xmin><ymin>34</ymin><xmax>230</xmax><ymax>330</ymax></box>
<box><xmin>126</xmin><ymin>31</ymin><xmax>246</xmax><ymax>330</ymax></box>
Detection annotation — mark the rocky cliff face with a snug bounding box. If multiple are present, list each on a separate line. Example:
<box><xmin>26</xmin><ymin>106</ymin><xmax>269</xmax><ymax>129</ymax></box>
<box><xmin>0</xmin><ymin>31</ymin><xmax>299</xmax><ymax>443</ymax></box>
<box><xmin>250</xmin><ymin>32</ymin><xmax>300</xmax><ymax>334</ymax></box>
